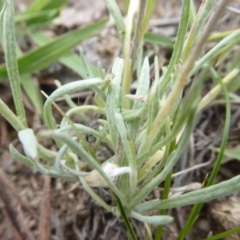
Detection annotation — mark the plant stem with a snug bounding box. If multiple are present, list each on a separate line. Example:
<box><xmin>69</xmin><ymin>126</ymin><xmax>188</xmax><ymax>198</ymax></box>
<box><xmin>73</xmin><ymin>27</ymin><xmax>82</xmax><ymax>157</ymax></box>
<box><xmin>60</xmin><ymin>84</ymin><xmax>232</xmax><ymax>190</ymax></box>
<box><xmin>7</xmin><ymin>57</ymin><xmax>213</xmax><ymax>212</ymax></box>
<box><xmin>198</xmin><ymin>69</ymin><xmax>239</xmax><ymax>111</ymax></box>
<box><xmin>122</xmin><ymin>0</ymin><xmax>139</xmax><ymax>107</ymax></box>
<box><xmin>155</xmin><ymin>172</ymin><xmax>172</xmax><ymax>240</ymax></box>
<box><xmin>0</xmin><ymin>99</ymin><xmax>25</xmax><ymax>131</ymax></box>
<box><xmin>131</xmin><ymin>0</ymin><xmax>147</xmax><ymax>64</ymax></box>
<box><xmin>142</xmin><ymin>0</ymin><xmax>229</xmax><ymax>151</ymax></box>
<box><xmin>204</xmin><ymin>226</ymin><xmax>240</xmax><ymax>240</ymax></box>
<box><xmin>114</xmin><ymin>192</ymin><xmax>137</xmax><ymax>240</ymax></box>
<box><xmin>155</xmin><ymin>137</ymin><xmax>176</xmax><ymax>240</ymax></box>
<box><xmin>3</xmin><ymin>0</ymin><xmax>27</xmax><ymax>127</ymax></box>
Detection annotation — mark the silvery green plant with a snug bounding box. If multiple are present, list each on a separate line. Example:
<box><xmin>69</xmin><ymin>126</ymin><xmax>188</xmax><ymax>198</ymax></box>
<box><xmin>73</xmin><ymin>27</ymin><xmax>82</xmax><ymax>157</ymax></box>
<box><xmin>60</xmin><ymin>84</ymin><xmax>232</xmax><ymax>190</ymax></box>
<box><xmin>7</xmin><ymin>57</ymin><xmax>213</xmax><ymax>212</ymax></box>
<box><xmin>1</xmin><ymin>0</ymin><xmax>240</xmax><ymax>239</ymax></box>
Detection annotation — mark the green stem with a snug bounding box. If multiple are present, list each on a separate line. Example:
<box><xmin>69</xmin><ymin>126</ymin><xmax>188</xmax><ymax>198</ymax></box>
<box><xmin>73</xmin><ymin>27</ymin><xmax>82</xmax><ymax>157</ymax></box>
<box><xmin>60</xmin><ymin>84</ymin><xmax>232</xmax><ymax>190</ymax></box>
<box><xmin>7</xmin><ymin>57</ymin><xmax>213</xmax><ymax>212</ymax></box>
<box><xmin>3</xmin><ymin>0</ymin><xmax>27</xmax><ymax>127</ymax></box>
<box><xmin>155</xmin><ymin>171</ymin><xmax>172</xmax><ymax>240</ymax></box>
<box><xmin>0</xmin><ymin>98</ymin><xmax>25</xmax><ymax>131</ymax></box>
<box><xmin>122</xmin><ymin>0</ymin><xmax>138</xmax><ymax>107</ymax></box>
<box><xmin>114</xmin><ymin>193</ymin><xmax>137</xmax><ymax>240</ymax></box>
<box><xmin>204</xmin><ymin>226</ymin><xmax>240</xmax><ymax>240</ymax></box>
<box><xmin>155</xmin><ymin>137</ymin><xmax>176</xmax><ymax>240</ymax></box>
<box><xmin>131</xmin><ymin>0</ymin><xmax>147</xmax><ymax>64</ymax></box>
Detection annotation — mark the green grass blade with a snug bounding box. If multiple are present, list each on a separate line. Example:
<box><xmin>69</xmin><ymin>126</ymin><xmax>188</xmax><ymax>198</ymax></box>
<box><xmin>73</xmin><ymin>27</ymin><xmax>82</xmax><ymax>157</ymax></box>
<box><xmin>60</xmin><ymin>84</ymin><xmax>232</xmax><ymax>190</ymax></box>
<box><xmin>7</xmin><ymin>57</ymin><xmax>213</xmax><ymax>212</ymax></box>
<box><xmin>113</xmin><ymin>192</ymin><xmax>137</xmax><ymax>240</ymax></box>
<box><xmin>211</xmin><ymin>147</ymin><xmax>240</xmax><ymax>161</ymax></box>
<box><xmin>207</xmin><ymin>79</ymin><xmax>230</xmax><ymax>185</ymax></box>
<box><xmin>191</xmin><ymin>30</ymin><xmax>240</xmax><ymax>76</ymax></box>
<box><xmin>15</xmin><ymin>44</ymin><xmax>43</xmax><ymax>115</ymax></box>
<box><xmin>131</xmin><ymin>0</ymin><xmax>148</xmax><ymax>63</ymax></box>
<box><xmin>22</xmin><ymin>0</ymin><xmax>48</xmax><ymax>13</ymax></box>
<box><xmin>0</xmin><ymin>1</ymin><xmax>6</xmax><ymax>23</ymax></box>
<box><xmin>139</xmin><ymin>0</ymin><xmax>156</xmax><ymax>41</ymax></box>
<box><xmin>15</xmin><ymin>9</ymin><xmax>59</xmax><ymax>26</ymax></box>
<box><xmin>159</xmin><ymin>0</ymin><xmax>190</xmax><ymax>90</ymax></box>
<box><xmin>0</xmin><ymin>18</ymin><xmax>107</xmax><ymax>81</ymax></box>
<box><xmin>177</xmin><ymin>76</ymin><xmax>231</xmax><ymax>240</ymax></box>
<box><xmin>155</xmin><ymin>138</ymin><xmax>176</xmax><ymax>240</ymax></box>
<box><xmin>23</xmin><ymin>0</ymin><xmax>66</xmax><ymax>13</ymax></box>
<box><xmin>21</xmin><ymin>74</ymin><xmax>43</xmax><ymax>114</ymax></box>
<box><xmin>137</xmin><ymin>173</ymin><xmax>240</xmax><ymax>213</ymax></box>
<box><xmin>144</xmin><ymin>32</ymin><xmax>174</xmax><ymax>48</ymax></box>
<box><xmin>193</xmin><ymin>0</ymin><xmax>215</xmax><ymax>43</ymax></box>
<box><xmin>42</xmin><ymin>0</ymin><xmax>67</xmax><ymax>10</ymax></box>
<box><xmin>79</xmin><ymin>47</ymin><xmax>94</xmax><ymax>78</ymax></box>
<box><xmin>204</xmin><ymin>226</ymin><xmax>240</xmax><ymax>240</ymax></box>
<box><xmin>29</xmin><ymin>31</ymin><xmax>100</xmax><ymax>78</ymax></box>
<box><xmin>104</xmin><ymin>0</ymin><xmax>125</xmax><ymax>42</ymax></box>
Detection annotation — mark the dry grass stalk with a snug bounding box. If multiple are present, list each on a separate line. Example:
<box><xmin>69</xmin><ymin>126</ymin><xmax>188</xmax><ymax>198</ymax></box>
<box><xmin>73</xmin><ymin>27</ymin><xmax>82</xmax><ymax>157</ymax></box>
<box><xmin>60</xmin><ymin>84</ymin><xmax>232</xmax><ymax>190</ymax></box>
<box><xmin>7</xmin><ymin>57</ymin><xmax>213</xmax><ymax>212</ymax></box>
<box><xmin>0</xmin><ymin>168</ymin><xmax>38</xmax><ymax>220</ymax></box>
<box><xmin>38</xmin><ymin>175</ymin><xmax>51</xmax><ymax>240</ymax></box>
<box><xmin>0</xmin><ymin>182</ymin><xmax>22</xmax><ymax>240</ymax></box>
<box><xmin>2</xmin><ymin>208</ymin><xmax>22</xmax><ymax>240</ymax></box>
<box><xmin>17</xmin><ymin>206</ymin><xmax>36</xmax><ymax>240</ymax></box>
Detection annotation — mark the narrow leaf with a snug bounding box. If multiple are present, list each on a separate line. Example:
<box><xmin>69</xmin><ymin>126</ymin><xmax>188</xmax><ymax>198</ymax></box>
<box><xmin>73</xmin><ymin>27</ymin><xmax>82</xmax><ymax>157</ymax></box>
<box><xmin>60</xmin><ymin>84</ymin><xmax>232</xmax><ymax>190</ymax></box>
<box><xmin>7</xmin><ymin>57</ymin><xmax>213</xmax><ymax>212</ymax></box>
<box><xmin>0</xmin><ymin>18</ymin><xmax>107</xmax><ymax>81</ymax></box>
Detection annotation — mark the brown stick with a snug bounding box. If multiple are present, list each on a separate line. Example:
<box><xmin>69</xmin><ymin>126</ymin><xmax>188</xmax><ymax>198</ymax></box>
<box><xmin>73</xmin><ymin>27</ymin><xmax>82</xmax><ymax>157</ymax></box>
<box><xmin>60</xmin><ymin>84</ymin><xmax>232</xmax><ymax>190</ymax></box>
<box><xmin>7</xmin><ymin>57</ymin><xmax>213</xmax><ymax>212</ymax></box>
<box><xmin>0</xmin><ymin>185</ymin><xmax>22</xmax><ymax>240</ymax></box>
<box><xmin>38</xmin><ymin>175</ymin><xmax>51</xmax><ymax>240</ymax></box>
<box><xmin>0</xmin><ymin>168</ymin><xmax>38</xmax><ymax>220</ymax></box>
<box><xmin>17</xmin><ymin>206</ymin><xmax>36</xmax><ymax>240</ymax></box>
<box><xmin>2</xmin><ymin>207</ymin><xmax>22</xmax><ymax>240</ymax></box>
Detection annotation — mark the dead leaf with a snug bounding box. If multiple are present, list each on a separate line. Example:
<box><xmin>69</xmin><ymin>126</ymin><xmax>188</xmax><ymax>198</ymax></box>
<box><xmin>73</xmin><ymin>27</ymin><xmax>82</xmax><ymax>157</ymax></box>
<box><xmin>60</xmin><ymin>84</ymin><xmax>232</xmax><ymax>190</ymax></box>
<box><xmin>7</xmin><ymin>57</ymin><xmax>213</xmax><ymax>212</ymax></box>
<box><xmin>209</xmin><ymin>194</ymin><xmax>240</xmax><ymax>240</ymax></box>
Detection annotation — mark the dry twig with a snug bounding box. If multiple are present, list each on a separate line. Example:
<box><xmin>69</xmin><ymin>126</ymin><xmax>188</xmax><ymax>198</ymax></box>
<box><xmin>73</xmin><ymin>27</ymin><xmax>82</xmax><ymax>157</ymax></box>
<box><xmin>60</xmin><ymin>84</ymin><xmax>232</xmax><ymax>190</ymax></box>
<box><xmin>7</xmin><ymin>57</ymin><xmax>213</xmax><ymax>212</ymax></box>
<box><xmin>0</xmin><ymin>168</ymin><xmax>38</xmax><ymax>220</ymax></box>
<box><xmin>0</xmin><ymin>184</ymin><xmax>22</xmax><ymax>240</ymax></box>
<box><xmin>38</xmin><ymin>176</ymin><xmax>51</xmax><ymax>240</ymax></box>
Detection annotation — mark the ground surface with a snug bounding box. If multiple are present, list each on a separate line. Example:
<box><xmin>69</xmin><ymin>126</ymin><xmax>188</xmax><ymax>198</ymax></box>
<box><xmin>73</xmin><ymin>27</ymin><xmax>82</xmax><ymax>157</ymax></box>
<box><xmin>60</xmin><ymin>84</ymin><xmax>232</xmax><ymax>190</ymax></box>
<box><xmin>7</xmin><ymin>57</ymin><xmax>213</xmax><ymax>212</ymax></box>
<box><xmin>0</xmin><ymin>0</ymin><xmax>240</xmax><ymax>239</ymax></box>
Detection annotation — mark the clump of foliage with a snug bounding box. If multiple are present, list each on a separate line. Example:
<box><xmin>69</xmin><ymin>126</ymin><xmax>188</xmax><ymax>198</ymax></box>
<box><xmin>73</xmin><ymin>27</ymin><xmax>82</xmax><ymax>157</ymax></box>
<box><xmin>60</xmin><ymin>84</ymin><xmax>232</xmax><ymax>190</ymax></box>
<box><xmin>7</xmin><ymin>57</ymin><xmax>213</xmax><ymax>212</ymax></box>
<box><xmin>1</xmin><ymin>0</ymin><xmax>240</xmax><ymax>239</ymax></box>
